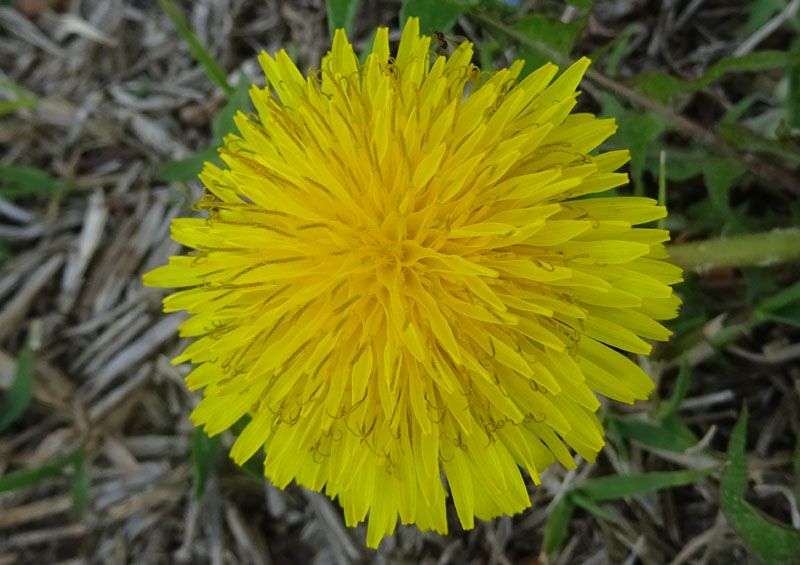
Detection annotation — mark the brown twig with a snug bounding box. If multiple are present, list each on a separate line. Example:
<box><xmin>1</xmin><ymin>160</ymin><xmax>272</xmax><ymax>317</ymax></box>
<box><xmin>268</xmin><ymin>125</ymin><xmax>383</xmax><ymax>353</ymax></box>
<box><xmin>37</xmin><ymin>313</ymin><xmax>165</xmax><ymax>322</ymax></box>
<box><xmin>471</xmin><ymin>12</ymin><xmax>800</xmax><ymax>196</ymax></box>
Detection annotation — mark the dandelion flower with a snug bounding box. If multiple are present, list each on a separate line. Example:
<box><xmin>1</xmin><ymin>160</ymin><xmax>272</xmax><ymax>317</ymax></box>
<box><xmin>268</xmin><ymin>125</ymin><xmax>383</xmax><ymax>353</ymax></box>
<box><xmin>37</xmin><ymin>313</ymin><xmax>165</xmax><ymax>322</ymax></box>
<box><xmin>144</xmin><ymin>18</ymin><xmax>682</xmax><ymax>547</ymax></box>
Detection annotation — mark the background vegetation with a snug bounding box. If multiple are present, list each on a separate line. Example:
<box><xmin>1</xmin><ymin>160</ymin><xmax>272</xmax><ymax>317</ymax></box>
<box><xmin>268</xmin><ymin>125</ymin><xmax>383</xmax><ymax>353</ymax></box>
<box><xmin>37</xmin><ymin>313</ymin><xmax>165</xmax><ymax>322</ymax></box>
<box><xmin>1</xmin><ymin>0</ymin><xmax>799</xmax><ymax>563</ymax></box>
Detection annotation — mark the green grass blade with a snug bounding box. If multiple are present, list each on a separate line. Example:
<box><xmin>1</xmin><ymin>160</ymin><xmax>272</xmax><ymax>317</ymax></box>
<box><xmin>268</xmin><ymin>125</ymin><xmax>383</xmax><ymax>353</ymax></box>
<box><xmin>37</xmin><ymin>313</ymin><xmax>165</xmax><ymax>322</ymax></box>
<box><xmin>571</xmin><ymin>491</ymin><xmax>615</xmax><ymax>521</ymax></box>
<box><xmin>158</xmin><ymin>0</ymin><xmax>233</xmax><ymax>97</ymax></box>
<box><xmin>657</xmin><ymin>359</ymin><xmax>691</xmax><ymax>421</ymax></box>
<box><xmin>0</xmin><ymin>79</ymin><xmax>37</xmax><ymax>116</ymax></box>
<box><xmin>326</xmin><ymin>0</ymin><xmax>359</xmax><ymax>37</ymax></box>
<box><xmin>0</xmin><ymin>164</ymin><xmax>68</xmax><ymax>201</ymax></box>
<box><xmin>0</xmin><ymin>340</ymin><xmax>35</xmax><ymax>432</ymax></box>
<box><xmin>0</xmin><ymin>450</ymin><xmax>82</xmax><ymax>493</ymax></box>
<box><xmin>721</xmin><ymin>407</ymin><xmax>800</xmax><ymax>565</ymax></box>
<box><xmin>70</xmin><ymin>452</ymin><xmax>91</xmax><ymax>518</ymax></box>
<box><xmin>577</xmin><ymin>467</ymin><xmax>717</xmax><ymax>502</ymax></box>
<box><xmin>542</xmin><ymin>495</ymin><xmax>575</xmax><ymax>554</ymax></box>
<box><xmin>752</xmin><ymin>281</ymin><xmax>800</xmax><ymax>326</ymax></box>
<box><xmin>614</xmin><ymin>416</ymin><xmax>697</xmax><ymax>452</ymax></box>
<box><xmin>191</xmin><ymin>427</ymin><xmax>222</xmax><ymax>499</ymax></box>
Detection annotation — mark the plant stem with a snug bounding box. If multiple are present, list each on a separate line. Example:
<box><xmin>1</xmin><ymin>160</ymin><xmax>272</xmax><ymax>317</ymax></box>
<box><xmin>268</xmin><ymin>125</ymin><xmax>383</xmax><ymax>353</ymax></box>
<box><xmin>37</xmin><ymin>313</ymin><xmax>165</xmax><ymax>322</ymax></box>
<box><xmin>668</xmin><ymin>230</ymin><xmax>800</xmax><ymax>271</ymax></box>
<box><xmin>471</xmin><ymin>12</ymin><xmax>800</xmax><ymax>196</ymax></box>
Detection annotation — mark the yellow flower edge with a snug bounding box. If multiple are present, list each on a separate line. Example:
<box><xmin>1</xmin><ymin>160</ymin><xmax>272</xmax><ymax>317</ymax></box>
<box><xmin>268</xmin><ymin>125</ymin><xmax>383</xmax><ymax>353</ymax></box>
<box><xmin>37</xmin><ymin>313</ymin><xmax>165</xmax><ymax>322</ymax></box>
<box><xmin>144</xmin><ymin>18</ymin><xmax>682</xmax><ymax>548</ymax></box>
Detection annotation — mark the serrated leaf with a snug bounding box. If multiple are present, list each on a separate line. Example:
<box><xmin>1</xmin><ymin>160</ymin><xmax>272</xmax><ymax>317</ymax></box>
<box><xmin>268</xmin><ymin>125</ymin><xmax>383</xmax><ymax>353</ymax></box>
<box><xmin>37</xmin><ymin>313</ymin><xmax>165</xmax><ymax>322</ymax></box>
<box><xmin>0</xmin><ymin>450</ymin><xmax>82</xmax><ymax>493</ymax></box>
<box><xmin>191</xmin><ymin>427</ymin><xmax>222</xmax><ymax>499</ymax></box>
<box><xmin>633</xmin><ymin>51</ymin><xmax>792</xmax><ymax>103</ymax></box>
<box><xmin>326</xmin><ymin>0</ymin><xmax>359</xmax><ymax>37</ymax></box>
<box><xmin>0</xmin><ymin>341</ymin><xmax>35</xmax><ymax>432</ymax></box>
<box><xmin>576</xmin><ymin>467</ymin><xmax>717</xmax><ymax>502</ymax></box>
<box><xmin>721</xmin><ymin>407</ymin><xmax>800</xmax><ymax>564</ymax></box>
<box><xmin>542</xmin><ymin>495</ymin><xmax>575</xmax><ymax>554</ymax></box>
<box><xmin>158</xmin><ymin>0</ymin><xmax>233</xmax><ymax>97</ymax></box>
<box><xmin>401</xmin><ymin>0</ymin><xmax>476</xmax><ymax>35</ymax></box>
<box><xmin>160</xmin><ymin>146</ymin><xmax>221</xmax><ymax>183</ymax></box>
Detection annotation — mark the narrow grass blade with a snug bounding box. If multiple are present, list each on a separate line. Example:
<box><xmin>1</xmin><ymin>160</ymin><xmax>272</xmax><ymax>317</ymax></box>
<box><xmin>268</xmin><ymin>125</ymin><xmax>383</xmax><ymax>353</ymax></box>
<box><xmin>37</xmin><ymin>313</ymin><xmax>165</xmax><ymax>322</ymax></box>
<box><xmin>542</xmin><ymin>495</ymin><xmax>575</xmax><ymax>554</ymax></box>
<box><xmin>0</xmin><ymin>79</ymin><xmax>37</xmax><ymax>116</ymax></box>
<box><xmin>577</xmin><ymin>467</ymin><xmax>717</xmax><ymax>502</ymax></box>
<box><xmin>70</xmin><ymin>452</ymin><xmax>91</xmax><ymax>518</ymax></box>
<box><xmin>158</xmin><ymin>0</ymin><xmax>233</xmax><ymax>97</ymax></box>
<box><xmin>0</xmin><ymin>164</ymin><xmax>68</xmax><ymax>201</ymax></box>
<box><xmin>657</xmin><ymin>359</ymin><xmax>691</xmax><ymax>421</ymax></box>
<box><xmin>721</xmin><ymin>407</ymin><xmax>800</xmax><ymax>565</ymax></box>
<box><xmin>191</xmin><ymin>427</ymin><xmax>222</xmax><ymax>499</ymax></box>
<box><xmin>614</xmin><ymin>416</ymin><xmax>697</xmax><ymax>453</ymax></box>
<box><xmin>0</xmin><ymin>340</ymin><xmax>35</xmax><ymax>432</ymax></box>
<box><xmin>0</xmin><ymin>450</ymin><xmax>82</xmax><ymax>493</ymax></box>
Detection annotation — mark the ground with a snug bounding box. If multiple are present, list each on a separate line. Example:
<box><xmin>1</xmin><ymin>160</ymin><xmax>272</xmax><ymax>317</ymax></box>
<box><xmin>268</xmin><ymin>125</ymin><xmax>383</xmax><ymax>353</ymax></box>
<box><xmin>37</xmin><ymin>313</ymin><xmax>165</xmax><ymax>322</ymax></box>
<box><xmin>1</xmin><ymin>0</ymin><xmax>799</xmax><ymax>564</ymax></box>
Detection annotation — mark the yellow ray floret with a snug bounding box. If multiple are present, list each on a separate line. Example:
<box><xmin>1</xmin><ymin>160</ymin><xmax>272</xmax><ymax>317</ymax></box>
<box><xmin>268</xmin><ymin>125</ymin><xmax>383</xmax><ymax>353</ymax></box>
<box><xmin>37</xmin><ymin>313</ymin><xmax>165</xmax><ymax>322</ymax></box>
<box><xmin>143</xmin><ymin>17</ymin><xmax>682</xmax><ymax>548</ymax></box>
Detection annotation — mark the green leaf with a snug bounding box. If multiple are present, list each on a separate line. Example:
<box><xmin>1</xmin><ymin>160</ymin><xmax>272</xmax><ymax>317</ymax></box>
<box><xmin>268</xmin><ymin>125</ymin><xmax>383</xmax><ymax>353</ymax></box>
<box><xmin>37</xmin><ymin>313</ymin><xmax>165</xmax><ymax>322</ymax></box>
<box><xmin>571</xmin><ymin>491</ymin><xmax>614</xmax><ymax>521</ymax></box>
<box><xmin>576</xmin><ymin>467</ymin><xmax>717</xmax><ymax>502</ymax></box>
<box><xmin>657</xmin><ymin>359</ymin><xmax>691</xmax><ymax>421</ymax></box>
<box><xmin>160</xmin><ymin>146</ymin><xmax>221</xmax><ymax>184</ymax></box>
<box><xmin>212</xmin><ymin>73</ymin><xmax>252</xmax><ymax>140</ymax></box>
<box><xmin>600</xmin><ymin>24</ymin><xmax>636</xmax><ymax>78</ymax></box>
<box><xmin>752</xmin><ymin>280</ymin><xmax>800</xmax><ymax>327</ymax></box>
<box><xmin>702</xmin><ymin>157</ymin><xmax>746</xmax><ymax>225</ymax></box>
<box><xmin>0</xmin><ymin>450</ymin><xmax>82</xmax><ymax>493</ymax></box>
<box><xmin>717</xmin><ymin>123</ymin><xmax>800</xmax><ymax>166</ymax></box>
<box><xmin>633</xmin><ymin>51</ymin><xmax>792</xmax><ymax>103</ymax></box>
<box><xmin>721</xmin><ymin>407</ymin><xmax>800</xmax><ymax>564</ymax></box>
<box><xmin>0</xmin><ymin>164</ymin><xmax>69</xmax><ymax>201</ymax></box>
<box><xmin>788</xmin><ymin>40</ymin><xmax>800</xmax><ymax>129</ymax></box>
<box><xmin>326</xmin><ymin>0</ymin><xmax>359</xmax><ymax>37</ymax></box>
<box><xmin>401</xmin><ymin>0</ymin><xmax>479</xmax><ymax>35</ymax></box>
<box><xmin>158</xmin><ymin>0</ymin><xmax>233</xmax><ymax>97</ymax></box>
<box><xmin>614</xmin><ymin>416</ymin><xmax>697</xmax><ymax>452</ymax></box>
<box><xmin>600</xmin><ymin>94</ymin><xmax>670</xmax><ymax>194</ymax></box>
<box><xmin>514</xmin><ymin>14</ymin><xmax>584</xmax><ymax>74</ymax></box>
<box><xmin>0</xmin><ymin>340</ymin><xmax>35</xmax><ymax>432</ymax></box>
<box><xmin>191</xmin><ymin>427</ymin><xmax>222</xmax><ymax>499</ymax></box>
<box><xmin>745</xmin><ymin>0</ymin><xmax>783</xmax><ymax>35</ymax></box>
<box><xmin>542</xmin><ymin>495</ymin><xmax>575</xmax><ymax>554</ymax></box>
<box><xmin>70</xmin><ymin>453</ymin><xmax>90</xmax><ymax>518</ymax></box>
<box><xmin>0</xmin><ymin>79</ymin><xmax>37</xmax><ymax>116</ymax></box>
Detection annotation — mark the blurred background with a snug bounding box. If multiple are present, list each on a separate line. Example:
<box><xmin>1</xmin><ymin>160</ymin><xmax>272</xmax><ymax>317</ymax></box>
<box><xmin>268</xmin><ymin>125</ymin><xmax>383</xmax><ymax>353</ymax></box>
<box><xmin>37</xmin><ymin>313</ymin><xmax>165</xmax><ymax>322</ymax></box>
<box><xmin>1</xmin><ymin>0</ymin><xmax>799</xmax><ymax>563</ymax></box>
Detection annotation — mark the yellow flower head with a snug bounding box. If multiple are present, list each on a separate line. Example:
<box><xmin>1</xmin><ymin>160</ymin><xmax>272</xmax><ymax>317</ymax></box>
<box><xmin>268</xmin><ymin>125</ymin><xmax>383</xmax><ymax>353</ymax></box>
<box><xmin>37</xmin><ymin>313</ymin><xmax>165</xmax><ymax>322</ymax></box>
<box><xmin>144</xmin><ymin>18</ymin><xmax>682</xmax><ymax>547</ymax></box>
